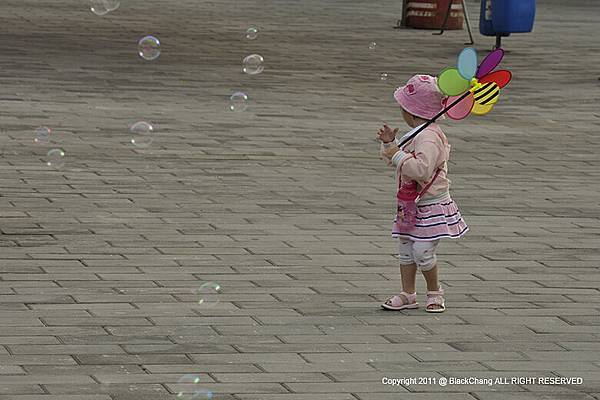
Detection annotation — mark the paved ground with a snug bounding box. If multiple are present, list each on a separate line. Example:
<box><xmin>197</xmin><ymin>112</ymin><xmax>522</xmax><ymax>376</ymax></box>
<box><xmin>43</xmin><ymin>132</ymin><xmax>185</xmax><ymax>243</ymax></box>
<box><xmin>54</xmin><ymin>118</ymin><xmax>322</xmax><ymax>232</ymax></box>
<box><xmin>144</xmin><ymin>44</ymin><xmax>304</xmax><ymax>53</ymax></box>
<box><xmin>0</xmin><ymin>0</ymin><xmax>599</xmax><ymax>399</ymax></box>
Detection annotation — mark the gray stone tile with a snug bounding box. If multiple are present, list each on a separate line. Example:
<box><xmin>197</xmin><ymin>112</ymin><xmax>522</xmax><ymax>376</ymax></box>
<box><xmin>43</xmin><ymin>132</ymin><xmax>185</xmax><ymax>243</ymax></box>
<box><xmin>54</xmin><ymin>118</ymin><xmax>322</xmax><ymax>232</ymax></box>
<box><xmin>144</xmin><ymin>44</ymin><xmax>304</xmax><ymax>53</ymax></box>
<box><xmin>188</xmin><ymin>353</ymin><xmax>306</xmax><ymax>364</ymax></box>
<box><xmin>24</xmin><ymin>365</ymin><xmax>145</xmax><ymax>375</ymax></box>
<box><xmin>411</xmin><ymin>351</ymin><xmax>525</xmax><ymax>361</ymax></box>
<box><xmin>0</xmin><ymin>355</ymin><xmax>77</xmax><ymax>365</ymax></box>
<box><xmin>75</xmin><ymin>354</ymin><xmax>192</xmax><ymax>365</ymax></box>
<box><xmin>143</xmin><ymin>364</ymin><xmax>261</xmax><ymax>374</ymax></box>
<box><xmin>7</xmin><ymin>345</ymin><xmax>125</xmax><ymax>355</ymax></box>
<box><xmin>279</xmin><ymin>334</ymin><xmax>390</xmax><ymax>344</ymax></box>
<box><xmin>355</xmin><ymin>395</ymin><xmax>476</xmax><ymax>400</ymax></box>
<box><xmin>0</xmin><ymin>396</ymin><xmax>112</xmax><ymax>400</ymax></box>
<box><xmin>1</xmin><ymin>0</ymin><xmax>598</xmax><ymax>398</ymax></box>
<box><xmin>0</xmin><ymin>385</ymin><xmax>45</xmax><ymax>395</ymax></box>
<box><xmin>211</xmin><ymin>372</ymin><xmax>331</xmax><ymax>383</ymax></box>
<box><xmin>483</xmin><ymin>361</ymin><xmax>600</xmax><ymax>372</ymax></box>
<box><xmin>237</xmin><ymin>395</ymin><xmax>356</xmax><ymax>400</ymax></box>
<box><xmin>0</xmin><ymin>375</ymin><xmax>96</xmax><ymax>384</ymax></box>
<box><xmin>259</xmin><ymin>363</ymin><xmax>376</xmax><ymax>373</ymax></box>
<box><xmin>470</xmin><ymin>393</ymin><xmax>595</xmax><ymax>400</ymax></box>
<box><xmin>0</xmin><ymin>365</ymin><xmax>26</xmax><ymax>375</ymax></box>
<box><xmin>43</xmin><ymin>383</ymin><xmax>169</xmax><ymax>396</ymax></box>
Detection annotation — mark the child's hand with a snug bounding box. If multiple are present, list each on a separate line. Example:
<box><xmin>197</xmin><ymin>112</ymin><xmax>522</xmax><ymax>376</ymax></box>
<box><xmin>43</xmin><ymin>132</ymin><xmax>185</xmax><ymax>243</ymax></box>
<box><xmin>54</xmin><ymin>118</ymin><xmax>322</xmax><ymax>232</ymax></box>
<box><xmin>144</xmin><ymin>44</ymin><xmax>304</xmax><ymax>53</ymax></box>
<box><xmin>381</xmin><ymin>142</ymin><xmax>401</xmax><ymax>161</ymax></box>
<box><xmin>377</xmin><ymin>124</ymin><xmax>398</xmax><ymax>143</ymax></box>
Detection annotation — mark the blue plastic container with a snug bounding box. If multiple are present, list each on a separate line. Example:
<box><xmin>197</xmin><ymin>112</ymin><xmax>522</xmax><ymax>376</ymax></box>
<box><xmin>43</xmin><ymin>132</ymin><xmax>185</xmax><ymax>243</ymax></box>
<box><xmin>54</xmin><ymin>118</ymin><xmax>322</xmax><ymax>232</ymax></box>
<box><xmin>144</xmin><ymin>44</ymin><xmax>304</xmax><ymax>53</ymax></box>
<box><xmin>480</xmin><ymin>0</ymin><xmax>536</xmax><ymax>36</ymax></box>
<box><xmin>479</xmin><ymin>0</ymin><xmax>495</xmax><ymax>36</ymax></box>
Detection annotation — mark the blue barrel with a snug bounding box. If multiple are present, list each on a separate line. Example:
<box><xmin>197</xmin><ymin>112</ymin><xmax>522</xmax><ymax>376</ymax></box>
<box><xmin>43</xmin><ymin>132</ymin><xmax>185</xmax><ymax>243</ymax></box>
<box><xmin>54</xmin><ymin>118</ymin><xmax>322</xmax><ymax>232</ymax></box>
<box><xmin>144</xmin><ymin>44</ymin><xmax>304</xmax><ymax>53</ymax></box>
<box><xmin>480</xmin><ymin>0</ymin><xmax>535</xmax><ymax>36</ymax></box>
<box><xmin>492</xmin><ymin>0</ymin><xmax>536</xmax><ymax>33</ymax></box>
<box><xmin>479</xmin><ymin>0</ymin><xmax>495</xmax><ymax>36</ymax></box>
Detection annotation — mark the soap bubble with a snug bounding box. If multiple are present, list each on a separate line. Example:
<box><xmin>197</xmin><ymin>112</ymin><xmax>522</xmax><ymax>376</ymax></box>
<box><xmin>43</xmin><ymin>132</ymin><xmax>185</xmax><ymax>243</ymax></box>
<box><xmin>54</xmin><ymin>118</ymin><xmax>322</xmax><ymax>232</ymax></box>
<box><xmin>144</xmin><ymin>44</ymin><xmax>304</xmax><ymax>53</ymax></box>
<box><xmin>242</xmin><ymin>54</ymin><xmax>264</xmax><ymax>75</ymax></box>
<box><xmin>46</xmin><ymin>149</ymin><xmax>65</xmax><ymax>169</ymax></box>
<box><xmin>138</xmin><ymin>36</ymin><xmax>161</xmax><ymax>61</ymax></box>
<box><xmin>90</xmin><ymin>2</ymin><xmax>109</xmax><ymax>16</ymax></box>
<box><xmin>197</xmin><ymin>282</ymin><xmax>222</xmax><ymax>308</ymax></box>
<box><xmin>130</xmin><ymin>121</ymin><xmax>154</xmax><ymax>148</ymax></box>
<box><xmin>90</xmin><ymin>0</ymin><xmax>120</xmax><ymax>16</ymax></box>
<box><xmin>380</xmin><ymin>73</ymin><xmax>388</xmax><ymax>81</ymax></box>
<box><xmin>105</xmin><ymin>0</ymin><xmax>120</xmax><ymax>10</ymax></box>
<box><xmin>34</xmin><ymin>126</ymin><xmax>51</xmax><ymax>144</ymax></box>
<box><xmin>176</xmin><ymin>374</ymin><xmax>213</xmax><ymax>399</ymax></box>
<box><xmin>229</xmin><ymin>92</ymin><xmax>249</xmax><ymax>112</ymax></box>
<box><xmin>368</xmin><ymin>42</ymin><xmax>377</xmax><ymax>50</ymax></box>
<box><xmin>245</xmin><ymin>27</ymin><xmax>258</xmax><ymax>40</ymax></box>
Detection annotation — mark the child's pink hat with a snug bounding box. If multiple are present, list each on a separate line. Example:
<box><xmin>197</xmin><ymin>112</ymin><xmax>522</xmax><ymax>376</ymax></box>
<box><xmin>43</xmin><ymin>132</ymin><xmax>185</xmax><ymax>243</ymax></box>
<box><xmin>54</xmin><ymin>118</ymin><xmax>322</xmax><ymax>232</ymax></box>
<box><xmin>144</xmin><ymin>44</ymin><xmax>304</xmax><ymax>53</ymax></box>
<box><xmin>394</xmin><ymin>74</ymin><xmax>446</xmax><ymax>120</ymax></box>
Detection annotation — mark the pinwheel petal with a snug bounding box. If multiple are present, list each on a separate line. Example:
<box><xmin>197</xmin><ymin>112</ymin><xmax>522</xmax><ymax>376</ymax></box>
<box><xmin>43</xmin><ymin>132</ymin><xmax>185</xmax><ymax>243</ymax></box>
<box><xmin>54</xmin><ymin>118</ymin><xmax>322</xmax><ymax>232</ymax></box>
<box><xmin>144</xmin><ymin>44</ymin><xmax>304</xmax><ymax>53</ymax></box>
<box><xmin>457</xmin><ymin>47</ymin><xmax>477</xmax><ymax>80</ymax></box>
<box><xmin>446</xmin><ymin>92</ymin><xmax>474</xmax><ymax>120</ymax></box>
<box><xmin>476</xmin><ymin>48</ymin><xmax>504</xmax><ymax>78</ymax></box>
<box><xmin>479</xmin><ymin>69</ymin><xmax>512</xmax><ymax>88</ymax></box>
<box><xmin>471</xmin><ymin>102</ymin><xmax>494</xmax><ymax>115</ymax></box>
<box><xmin>437</xmin><ymin>67</ymin><xmax>470</xmax><ymax>96</ymax></box>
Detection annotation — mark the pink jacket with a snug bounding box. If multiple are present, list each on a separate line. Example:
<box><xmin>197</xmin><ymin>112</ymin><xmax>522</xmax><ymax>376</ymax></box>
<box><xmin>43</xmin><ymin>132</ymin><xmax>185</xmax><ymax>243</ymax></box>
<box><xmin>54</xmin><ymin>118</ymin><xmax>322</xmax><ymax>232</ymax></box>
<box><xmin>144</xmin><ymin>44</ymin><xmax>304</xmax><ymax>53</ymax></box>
<box><xmin>391</xmin><ymin>124</ymin><xmax>451</xmax><ymax>202</ymax></box>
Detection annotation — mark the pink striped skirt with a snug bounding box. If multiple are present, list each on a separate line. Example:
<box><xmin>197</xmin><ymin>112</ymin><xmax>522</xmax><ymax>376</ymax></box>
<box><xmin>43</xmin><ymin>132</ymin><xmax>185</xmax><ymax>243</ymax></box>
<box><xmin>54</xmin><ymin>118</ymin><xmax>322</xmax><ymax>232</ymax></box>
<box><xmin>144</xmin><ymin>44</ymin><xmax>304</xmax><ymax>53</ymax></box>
<box><xmin>392</xmin><ymin>199</ymin><xmax>468</xmax><ymax>241</ymax></box>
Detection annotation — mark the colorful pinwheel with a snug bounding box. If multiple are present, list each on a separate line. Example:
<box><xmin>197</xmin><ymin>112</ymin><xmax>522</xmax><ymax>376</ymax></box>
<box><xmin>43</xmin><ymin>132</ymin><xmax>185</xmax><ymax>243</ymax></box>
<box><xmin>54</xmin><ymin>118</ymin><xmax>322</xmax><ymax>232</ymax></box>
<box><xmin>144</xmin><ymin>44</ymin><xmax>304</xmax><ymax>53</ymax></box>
<box><xmin>437</xmin><ymin>47</ymin><xmax>512</xmax><ymax>120</ymax></box>
<box><xmin>394</xmin><ymin>47</ymin><xmax>513</xmax><ymax>150</ymax></box>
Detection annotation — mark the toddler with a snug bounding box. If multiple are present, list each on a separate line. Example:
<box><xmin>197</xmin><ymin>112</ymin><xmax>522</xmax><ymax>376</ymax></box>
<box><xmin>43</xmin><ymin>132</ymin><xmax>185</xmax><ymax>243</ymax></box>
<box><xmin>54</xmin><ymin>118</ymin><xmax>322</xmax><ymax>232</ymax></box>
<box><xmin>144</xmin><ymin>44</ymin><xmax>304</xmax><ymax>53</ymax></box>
<box><xmin>377</xmin><ymin>74</ymin><xmax>468</xmax><ymax>313</ymax></box>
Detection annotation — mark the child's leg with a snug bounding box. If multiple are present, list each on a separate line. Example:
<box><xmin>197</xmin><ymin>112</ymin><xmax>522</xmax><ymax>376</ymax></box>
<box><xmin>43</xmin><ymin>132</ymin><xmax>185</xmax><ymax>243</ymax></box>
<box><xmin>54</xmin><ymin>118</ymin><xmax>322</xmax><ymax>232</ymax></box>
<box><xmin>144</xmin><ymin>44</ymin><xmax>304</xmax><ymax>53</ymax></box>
<box><xmin>421</xmin><ymin>265</ymin><xmax>439</xmax><ymax>291</ymax></box>
<box><xmin>400</xmin><ymin>264</ymin><xmax>418</xmax><ymax>293</ymax></box>
<box><xmin>412</xmin><ymin>239</ymin><xmax>440</xmax><ymax>289</ymax></box>
<box><xmin>398</xmin><ymin>239</ymin><xmax>417</xmax><ymax>293</ymax></box>
<box><xmin>412</xmin><ymin>240</ymin><xmax>444</xmax><ymax>311</ymax></box>
<box><xmin>422</xmin><ymin>265</ymin><xmax>444</xmax><ymax>311</ymax></box>
<box><xmin>382</xmin><ymin>239</ymin><xmax>418</xmax><ymax>309</ymax></box>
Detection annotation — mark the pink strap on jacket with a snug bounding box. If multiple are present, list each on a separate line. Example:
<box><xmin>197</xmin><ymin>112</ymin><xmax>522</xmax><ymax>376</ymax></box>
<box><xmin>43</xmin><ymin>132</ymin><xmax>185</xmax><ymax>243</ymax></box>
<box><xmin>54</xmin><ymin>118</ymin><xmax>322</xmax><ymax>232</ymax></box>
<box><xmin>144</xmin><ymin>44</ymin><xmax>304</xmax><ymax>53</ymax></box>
<box><xmin>415</xmin><ymin>168</ymin><xmax>442</xmax><ymax>203</ymax></box>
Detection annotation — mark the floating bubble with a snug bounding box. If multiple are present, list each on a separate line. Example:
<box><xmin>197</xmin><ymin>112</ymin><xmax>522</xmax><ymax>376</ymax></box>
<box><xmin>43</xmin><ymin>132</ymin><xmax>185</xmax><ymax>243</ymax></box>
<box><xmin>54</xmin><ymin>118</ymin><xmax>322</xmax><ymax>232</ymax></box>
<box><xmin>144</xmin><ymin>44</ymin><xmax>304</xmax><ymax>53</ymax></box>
<box><xmin>90</xmin><ymin>0</ymin><xmax>109</xmax><ymax>15</ymax></box>
<box><xmin>245</xmin><ymin>27</ymin><xmax>258</xmax><ymax>40</ymax></box>
<box><xmin>138</xmin><ymin>36</ymin><xmax>161</xmax><ymax>61</ymax></box>
<box><xmin>380</xmin><ymin>73</ymin><xmax>388</xmax><ymax>81</ymax></box>
<box><xmin>176</xmin><ymin>374</ymin><xmax>213</xmax><ymax>400</ymax></box>
<box><xmin>242</xmin><ymin>54</ymin><xmax>264</xmax><ymax>75</ymax></box>
<box><xmin>197</xmin><ymin>282</ymin><xmax>222</xmax><ymax>308</ymax></box>
<box><xmin>229</xmin><ymin>92</ymin><xmax>249</xmax><ymax>112</ymax></box>
<box><xmin>90</xmin><ymin>0</ymin><xmax>120</xmax><ymax>16</ymax></box>
<box><xmin>368</xmin><ymin>42</ymin><xmax>377</xmax><ymax>50</ymax></box>
<box><xmin>105</xmin><ymin>0</ymin><xmax>120</xmax><ymax>11</ymax></box>
<box><xmin>46</xmin><ymin>149</ymin><xmax>65</xmax><ymax>169</ymax></box>
<box><xmin>34</xmin><ymin>126</ymin><xmax>51</xmax><ymax>145</ymax></box>
<box><xmin>130</xmin><ymin>121</ymin><xmax>154</xmax><ymax>148</ymax></box>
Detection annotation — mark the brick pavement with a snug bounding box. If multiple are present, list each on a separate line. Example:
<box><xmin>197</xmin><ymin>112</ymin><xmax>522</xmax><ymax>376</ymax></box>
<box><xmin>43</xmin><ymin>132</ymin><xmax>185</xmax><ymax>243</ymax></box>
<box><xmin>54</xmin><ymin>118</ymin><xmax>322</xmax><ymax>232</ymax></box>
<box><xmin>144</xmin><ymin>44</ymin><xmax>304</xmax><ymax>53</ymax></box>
<box><xmin>0</xmin><ymin>0</ymin><xmax>599</xmax><ymax>399</ymax></box>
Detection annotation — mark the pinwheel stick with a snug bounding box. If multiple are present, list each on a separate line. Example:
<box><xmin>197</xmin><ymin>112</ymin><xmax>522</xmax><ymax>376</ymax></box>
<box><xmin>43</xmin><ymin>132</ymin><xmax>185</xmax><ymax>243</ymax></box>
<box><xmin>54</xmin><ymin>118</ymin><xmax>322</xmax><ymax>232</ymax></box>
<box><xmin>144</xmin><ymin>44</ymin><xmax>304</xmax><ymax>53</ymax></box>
<box><xmin>397</xmin><ymin>90</ymin><xmax>471</xmax><ymax>148</ymax></box>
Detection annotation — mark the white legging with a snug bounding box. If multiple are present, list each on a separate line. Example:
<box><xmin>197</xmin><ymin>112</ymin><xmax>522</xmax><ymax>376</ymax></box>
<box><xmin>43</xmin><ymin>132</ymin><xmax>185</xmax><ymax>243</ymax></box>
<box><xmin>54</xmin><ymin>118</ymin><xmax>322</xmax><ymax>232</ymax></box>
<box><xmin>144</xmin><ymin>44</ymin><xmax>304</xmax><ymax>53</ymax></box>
<box><xmin>398</xmin><ymin>238</ymin><xmax>440</xmax><ymax>271</ymax></box>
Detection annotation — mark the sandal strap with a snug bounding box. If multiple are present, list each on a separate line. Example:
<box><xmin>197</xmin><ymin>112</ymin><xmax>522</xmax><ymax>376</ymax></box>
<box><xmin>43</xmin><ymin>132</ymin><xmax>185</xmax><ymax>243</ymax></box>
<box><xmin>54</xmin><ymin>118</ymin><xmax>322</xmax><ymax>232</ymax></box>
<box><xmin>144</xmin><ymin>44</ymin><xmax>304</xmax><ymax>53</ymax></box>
<box><xmin>426</xmin><ymin>295</ymin><xmax>444</xmax><ymax>304</ymax></box>
<box><xmin>426</xmin><ymin>288</ymin><xmax>444</xmax><ymax>296</ymax></box>
<box><xmin>399</xmin><ymin>291</ymin><xmax>417</xmax><ymax>303</ymax></box>
<box><xmin>386</xmin><ymin>292</ymin><xmax>416</xmax><ymax>307</ymax></box>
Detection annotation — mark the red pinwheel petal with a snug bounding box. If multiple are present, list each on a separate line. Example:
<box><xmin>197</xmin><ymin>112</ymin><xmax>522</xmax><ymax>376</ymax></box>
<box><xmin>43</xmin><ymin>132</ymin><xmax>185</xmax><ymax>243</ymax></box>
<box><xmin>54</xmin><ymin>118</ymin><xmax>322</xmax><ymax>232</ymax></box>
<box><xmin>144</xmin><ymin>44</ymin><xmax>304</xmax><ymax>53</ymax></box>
<box><xmin>479</xmin><ymin>70</ymin><xmax>512</xmax><ymax>88</ymax></box>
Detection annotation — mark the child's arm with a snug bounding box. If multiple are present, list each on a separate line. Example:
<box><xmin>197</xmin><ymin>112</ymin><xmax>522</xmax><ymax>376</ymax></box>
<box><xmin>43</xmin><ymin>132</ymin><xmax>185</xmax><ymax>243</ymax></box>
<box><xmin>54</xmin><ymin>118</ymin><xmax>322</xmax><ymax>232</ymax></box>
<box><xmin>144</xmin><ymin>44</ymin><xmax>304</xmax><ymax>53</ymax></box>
<box><xmin>394</xmin><ymin>131</ymin><xmax>443</xmax><ymax>181</ymax></box>
<box><xmin>381</xmin><ymin>142</ymin><xmax>404</xmax><ymax>165</ymax></box>
<box><xmin>377</xmin><ymin>124</ymin><xmax>400</xmax><ymax>166</ymax></box>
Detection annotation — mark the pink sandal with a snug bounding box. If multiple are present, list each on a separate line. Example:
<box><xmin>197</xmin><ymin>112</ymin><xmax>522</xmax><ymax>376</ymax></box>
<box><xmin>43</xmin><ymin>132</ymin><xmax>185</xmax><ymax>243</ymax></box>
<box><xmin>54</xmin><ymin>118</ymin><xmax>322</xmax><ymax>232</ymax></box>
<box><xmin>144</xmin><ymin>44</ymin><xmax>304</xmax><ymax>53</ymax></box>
<box><xmin>381</xmin><ymin>291</ymin><xmax>418</xmax><ymax>311</ymax></box>
<box><xmin>426</xmin><ymin>288</ymin><xmax>445</xmax><ymax>313</ymax></box>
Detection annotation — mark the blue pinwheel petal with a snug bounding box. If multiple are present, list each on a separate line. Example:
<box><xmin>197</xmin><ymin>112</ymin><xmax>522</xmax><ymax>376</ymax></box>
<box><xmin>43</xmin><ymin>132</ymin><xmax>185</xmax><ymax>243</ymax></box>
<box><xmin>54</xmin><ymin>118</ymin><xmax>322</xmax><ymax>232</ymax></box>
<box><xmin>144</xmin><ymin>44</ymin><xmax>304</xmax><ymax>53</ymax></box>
<box><xmin>457</xmin><ymin>47</ymin><xmax>477</xmax><ymax>80</ymax></box>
